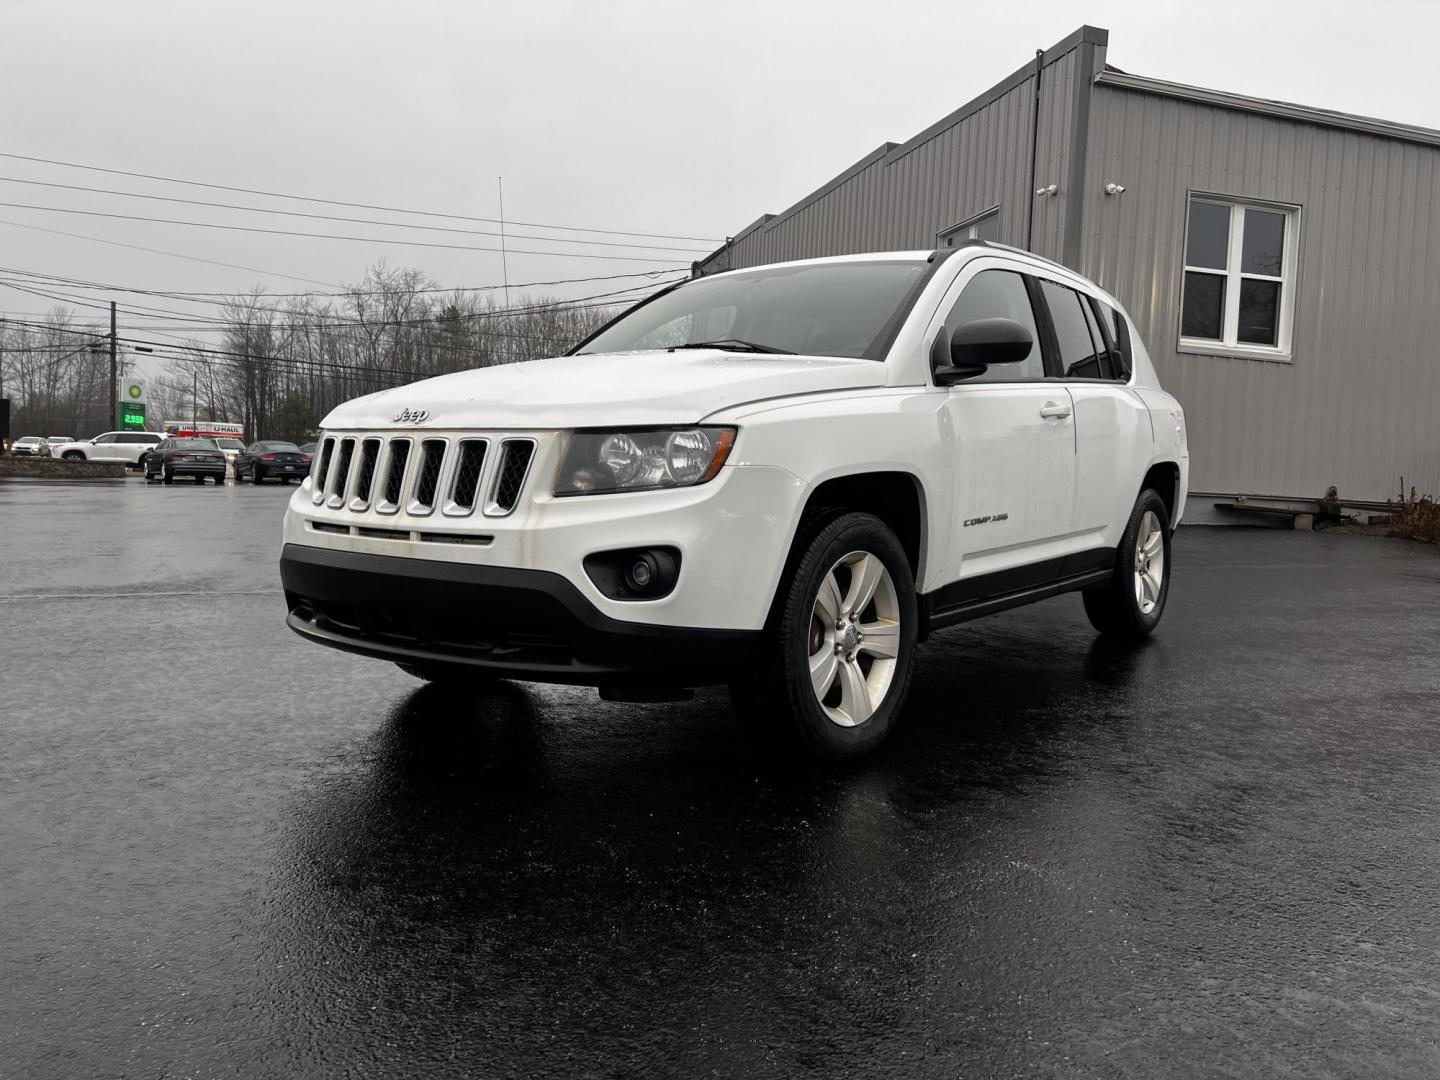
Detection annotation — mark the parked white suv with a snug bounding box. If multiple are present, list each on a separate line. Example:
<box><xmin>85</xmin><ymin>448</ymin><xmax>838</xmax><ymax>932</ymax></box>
<box><xmin>53</xmin><ymin>431</ymin><xmax>164</xmax><ymax>468</ymax></box>
<box><xmin>281</xmin><ymin>245</ymin><xmax>1188</xmax><ymax>758</ymax></box>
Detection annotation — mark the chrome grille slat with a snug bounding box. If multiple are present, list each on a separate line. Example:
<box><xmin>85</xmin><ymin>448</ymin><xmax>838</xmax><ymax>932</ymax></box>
<box><xmin>485</xmin><ymin>439</ymin><xmax>536</xmax><ymax>517</ymax></box>
<box><xmin>311</xmin><ymin>437</ymin><xmax>336</xmax><ymax>504</ymax></box>
<box><xmin>378</xmin><ymin>439</ymin><xmax>412</xmax><ymax>513</ymax></box>
<box><xmin>326</xmin><ymin>438</ymin><xmax>356</xmax><ymax>508</ymax></box>
<box><xmin>350</xmin><ymin>438</ymin><xmax>382</xmax><ymax>510</ymax></box>
<box><xmin>407</xmin><ymin>439</ymin><xmax>447</xmax><ymax>516</ymax></box>
<box><xmin>444</xmin><ymin>440</ymin><xmax>488</xmax><ymax>516</ymax></box>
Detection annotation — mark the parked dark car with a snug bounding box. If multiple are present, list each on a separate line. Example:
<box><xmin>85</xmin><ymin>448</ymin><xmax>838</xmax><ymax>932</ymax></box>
<box><xmin>143</xmin><ymin>438</ymin><xmax>227</xmax><ymax>484</ymax></box>
<box><xmin>235</xmin><ymin>441</ymin><xmax>309</xmax><ymax>484</ymax></box>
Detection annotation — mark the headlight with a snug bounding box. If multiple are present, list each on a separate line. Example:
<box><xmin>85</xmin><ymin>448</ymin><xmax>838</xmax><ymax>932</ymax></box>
<box><xmin>554</xmin><ymin>427</ymin><xmax>736</xmax><ymax>496</ymax></box>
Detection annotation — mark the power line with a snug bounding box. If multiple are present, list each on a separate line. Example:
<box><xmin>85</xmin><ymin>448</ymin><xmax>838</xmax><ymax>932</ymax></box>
<box><xmin>0</xmin><ymin>218</ymin><xmax>339</xmax><ymax>287</ymax></box>
<box><xmin>0</xmin><ymin>176</ymin><xmax>712</xmax><ymax>253</ymax></box>
<box><xmin>0</xmin><ymin>151</ymin><xmax>722</xmax><ymax>242</ymax></box>
<box><xmin>0</xmin><ymin>274</ymin><xmax>684</xmax><ymax>334</ymax></box>
<box><xmin>0</xmin><ymin>264</ymin><xmax>684</xmax><ymax>300</ymax></box>
<box><xmin>0</xmin><ymin>202</ymin><xmax>696</xmax><ymax>263</ymax></box>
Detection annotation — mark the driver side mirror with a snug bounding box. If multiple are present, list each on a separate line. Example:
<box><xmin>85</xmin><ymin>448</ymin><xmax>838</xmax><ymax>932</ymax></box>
<box><xmin>931</xmin><ymin>317</ymin><xmax>1034</xmax><ymax>386</ymax></box>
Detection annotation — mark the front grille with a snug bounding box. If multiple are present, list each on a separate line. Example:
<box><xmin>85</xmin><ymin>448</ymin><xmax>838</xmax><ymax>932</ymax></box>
<box><xmin>307</xmin><ymin>430</ymin><xmax>543</xmax><ymax>521</ymax></box>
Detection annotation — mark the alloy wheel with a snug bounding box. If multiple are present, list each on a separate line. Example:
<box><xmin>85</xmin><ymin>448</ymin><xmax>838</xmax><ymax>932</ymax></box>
<box><xmin>1133</xmin><ymin>509</ymin><xmax>1165</xmax><ymax>614</ymax></box>
<box><xmin>807</xmin><ymin>550</ymin><xmax>901</xmax><ymax>727</ymax></box>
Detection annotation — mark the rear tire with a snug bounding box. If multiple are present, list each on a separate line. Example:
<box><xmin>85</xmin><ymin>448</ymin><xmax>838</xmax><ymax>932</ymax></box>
<box><xmin>252</xmin><ymin>467</ymin><xmax>265</xmax><ymax>484</ymax></box>
<box><xmin>1082</xmin><ymin>488</ymin><xmax>1171</xmax><ymax>639</ymax></box>
<box><xmin>162</xmin><ymin>468</ymin><xmax>174</xmax><ymax>485</ymax></box>
<box><xmin>731</xmin><ymin>511</ymin><xmax>917</xmax><ymax>761</ymax></box>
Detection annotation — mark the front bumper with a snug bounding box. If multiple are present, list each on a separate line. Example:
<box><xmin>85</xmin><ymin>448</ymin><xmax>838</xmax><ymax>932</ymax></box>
<box><xmin>280</xmin><ymin>544</ymin><xmax>759</xmax><ymax>687</ymax></box>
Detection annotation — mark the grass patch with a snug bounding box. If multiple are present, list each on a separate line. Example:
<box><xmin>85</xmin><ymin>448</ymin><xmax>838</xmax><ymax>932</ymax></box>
<box><xmin>1388</xmin><ymin>499</ymin><xmax>1440</xmax><ymax>543</ymax></box>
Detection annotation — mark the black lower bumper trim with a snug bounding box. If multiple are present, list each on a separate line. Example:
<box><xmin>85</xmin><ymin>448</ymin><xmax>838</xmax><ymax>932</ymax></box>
<box><xmin>279</xmin><ymin>543</ymin><xmax>758</xmax><ymax>687</ymax></box>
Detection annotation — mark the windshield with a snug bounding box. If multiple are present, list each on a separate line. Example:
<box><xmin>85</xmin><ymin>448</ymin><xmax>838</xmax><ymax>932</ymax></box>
<box><xmin>258</xmin><ymin>441</ymin><xmax>300</xmax><ymax>452</ymax></box>
<box><xmin>575</xmin><ymin>260</ymin><xmax>932</xmax><ymax>360</ymax></box>
<box><xmin>173</xmin><ymin>439</ymin><xmax>218</xmax><ymax>450</ymax></box>
<box><xmin>215</xmin><ymin>438</ymin><xmax>245</xmax><ymax>450</ymax></box>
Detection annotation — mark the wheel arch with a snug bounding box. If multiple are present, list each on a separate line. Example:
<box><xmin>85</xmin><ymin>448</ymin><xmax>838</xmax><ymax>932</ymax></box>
<box><xmin>1142</xmin><ymin>460</ymin><xmax>1181</xmax><ymax>526</ymax></box>
<box><xmin>785</xmin><ymin>469</ymin><xmax>929</xmax><ymax>589</ymax></box>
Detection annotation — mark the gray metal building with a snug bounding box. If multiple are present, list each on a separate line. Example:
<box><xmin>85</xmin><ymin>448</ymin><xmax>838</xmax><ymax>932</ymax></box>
<box><xmin>696</xmin><ymin>26</ymin><xmax>1440</xmax><ymax>507</ymax></box>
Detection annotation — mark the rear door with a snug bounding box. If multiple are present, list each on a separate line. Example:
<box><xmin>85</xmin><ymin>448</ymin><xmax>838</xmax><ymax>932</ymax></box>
<box><xmin>928</xmin><ymin>263</ymin><xmax>1077</xmax><ymax>593</ymax></box>
<box><xmin>1033</xmin><ymin>278</ymin><xmax>1152</xmax><ymax>554</ymax></box>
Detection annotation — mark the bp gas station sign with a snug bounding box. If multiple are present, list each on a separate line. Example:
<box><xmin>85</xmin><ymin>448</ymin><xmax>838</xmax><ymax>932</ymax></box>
<box><xmin>120</xmin><ymin>381</ymin><xmax>147</xmax><ymax>429</ymax></box>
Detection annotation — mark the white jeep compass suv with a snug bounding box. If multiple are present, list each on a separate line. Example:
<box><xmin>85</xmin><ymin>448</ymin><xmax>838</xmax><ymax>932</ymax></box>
<box><xmin>281</xmin><ymin>244</ymin><xmax>1188</xmax><ymax>759</ymax></box>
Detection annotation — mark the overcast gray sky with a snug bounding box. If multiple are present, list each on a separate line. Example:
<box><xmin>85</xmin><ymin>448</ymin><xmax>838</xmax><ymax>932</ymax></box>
<box><xmin>2</xmin><ymin>0</ymin><xmax>1437</xmax><ymax>332</ymax></box>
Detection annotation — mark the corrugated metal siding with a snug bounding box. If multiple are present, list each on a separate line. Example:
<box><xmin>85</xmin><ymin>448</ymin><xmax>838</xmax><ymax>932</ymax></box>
<box><xmin>1029</xmin><ymin>47</ymin><xmax>1077</xmax><ymax>261</ymax></box>
<box><xmin>710</xmin><ymin>47</ymin><xmax>1084</xmax><ymax>270</ymax></box>
<box><xmin>1081</xmin><ymin>86</ymin><xmax>1440</xmax><ymax>501</ymax></box>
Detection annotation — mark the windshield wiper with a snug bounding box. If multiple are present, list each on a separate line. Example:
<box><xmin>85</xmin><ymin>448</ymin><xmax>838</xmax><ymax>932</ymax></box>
<box><xmin>668</xmin><ymin>338</ymin><xmax>795</xmax><ymax>355</ymax></box>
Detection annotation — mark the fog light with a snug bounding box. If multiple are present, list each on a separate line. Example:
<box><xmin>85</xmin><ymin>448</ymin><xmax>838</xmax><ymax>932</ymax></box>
<box><xmin>626</xmin><ymin>556</ymin><xmax>656</xmax><ymax>591</ymax></box>
<box><xmin>584</xmin><ymin>546</ymin><xmax>681</xmax><ymax>601</ymax></box>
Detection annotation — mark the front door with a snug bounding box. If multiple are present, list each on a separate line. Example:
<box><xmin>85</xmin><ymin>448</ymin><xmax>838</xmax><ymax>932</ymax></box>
<box><xmin>930</xmin><ymin>265</ymin><xmax>1076</xmax><ymax>593</ymax></box>
<box><xmin>89</xmin><ymin>433</ymin><xmax>121</xmax><ymax>461</ymax></box>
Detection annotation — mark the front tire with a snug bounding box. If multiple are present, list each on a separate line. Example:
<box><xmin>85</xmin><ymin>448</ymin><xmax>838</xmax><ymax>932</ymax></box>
<box><xmin>733</xmin><ymin>512</ymin><xmax>917</xmax><ymax>761</ymax></box>
<box><xmin>1082</xmin><ymin>489</ymin><xmax>1171</xmax><ymax>638</ymax></box>
<box><xmin>62</xmin><ymin>451</ymin><xmax>85</xmax><ymax>461</ymax></box>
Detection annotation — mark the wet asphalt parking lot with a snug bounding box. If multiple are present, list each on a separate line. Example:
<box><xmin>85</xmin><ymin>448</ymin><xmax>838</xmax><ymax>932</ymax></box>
<box><xmin>3</xmin><ymin>478</ymin><xmax>1440</xmax><ymax>1079</ymax></box>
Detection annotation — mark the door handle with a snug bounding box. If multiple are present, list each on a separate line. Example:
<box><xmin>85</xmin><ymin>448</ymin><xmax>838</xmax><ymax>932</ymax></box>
<box><xmin>1039</xmin><ymin>401</ymin><xmax>1072</xmax><ymax>419</ymax></box>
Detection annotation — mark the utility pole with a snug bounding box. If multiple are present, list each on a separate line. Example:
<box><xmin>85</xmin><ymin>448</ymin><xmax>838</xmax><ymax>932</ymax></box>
<box><xmin>192</xmin><ymin>367</ymin><xmax>198</xmax><ymax>433</ymax></box>
<box><xmin>498</xmin><ymin>176</ymin><xmax>510</xmax><ymax>307</ymax></box>
<box><xmin>109</xmin><ymin>300</ymin><xmax>118</xmax><ymax>431</ymax></box>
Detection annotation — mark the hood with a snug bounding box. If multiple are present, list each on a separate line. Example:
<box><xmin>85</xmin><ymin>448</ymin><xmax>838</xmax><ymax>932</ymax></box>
<box><xmin>321</xmin><ymin>349</ymin><xmax>887</xmax><ymax>430</ymax></box>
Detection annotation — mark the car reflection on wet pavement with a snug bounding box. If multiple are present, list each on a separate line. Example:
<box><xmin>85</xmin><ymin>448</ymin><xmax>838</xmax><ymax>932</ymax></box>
<box><xmin>3</xmin><ymin>480</ymin><xmax>1440</xmax><ymax>1077</ymax></box>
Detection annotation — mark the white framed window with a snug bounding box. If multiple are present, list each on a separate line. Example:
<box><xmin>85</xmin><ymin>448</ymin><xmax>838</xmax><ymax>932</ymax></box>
<box><xmin>1180</xmin><ymin>194</ymin><xmax>1298</xmax><ymax>357</ymax></box>
<box><xmin>938</xmin><ymin>207</ymin><xmax>1000</xmax><ymax>247</ymax></box>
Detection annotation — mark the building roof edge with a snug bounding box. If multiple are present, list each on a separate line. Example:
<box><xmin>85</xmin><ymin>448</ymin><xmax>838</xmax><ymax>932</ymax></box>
<box><xmin>1095</xmin><ymin>69</ymin><xmax>1440</xmax><ymax>149</ymax></box>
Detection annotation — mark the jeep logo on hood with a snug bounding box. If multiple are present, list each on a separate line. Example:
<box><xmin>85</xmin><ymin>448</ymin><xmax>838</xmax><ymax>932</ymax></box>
<box><xmin>392</xmin><ymin>408</ymin><xmax>430</xmax><ymax>424</ymax></box>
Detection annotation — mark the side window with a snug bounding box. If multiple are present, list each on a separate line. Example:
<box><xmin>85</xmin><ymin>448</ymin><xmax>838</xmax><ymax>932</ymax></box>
<box><xmin>93</xmin><ymin>433</ymin><xmax>117</xmax><ymax>444</ymax></box>
<box><xmin>940</xmin><ymin>269</ymin><xmax>1044</xmax><ymax>381</ymax></box>
<box><xmin>1079</xmin><ymin>301</ymin><xmax>1117</xmax><ymax>381</ymax></box>
<box><xmin>1039</xmin><ymin>281</ymin><xmax>1107</xmax><ymax>379</ymax></box>
<box><xmin>1096</xmin><ymin>301</ymin><xmax>1133</xmax><ymax>380</ymax></box>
